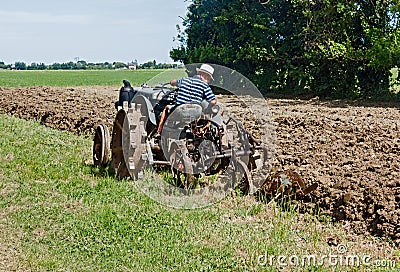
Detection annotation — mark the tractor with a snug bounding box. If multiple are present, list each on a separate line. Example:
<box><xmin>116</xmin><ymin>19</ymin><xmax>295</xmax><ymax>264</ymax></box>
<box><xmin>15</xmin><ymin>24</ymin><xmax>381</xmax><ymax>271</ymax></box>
<box><xmin>92</xmin><ymin>65</ymin><xmax>317</xmax><ymax>205</ymax></box>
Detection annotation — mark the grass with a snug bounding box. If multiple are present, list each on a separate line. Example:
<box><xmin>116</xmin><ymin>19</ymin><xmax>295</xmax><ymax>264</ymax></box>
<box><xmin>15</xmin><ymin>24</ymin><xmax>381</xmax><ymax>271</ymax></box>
<box><xmin>0</xmin><ymin>70</ymin><xmax>164</xmax><ymax>87</ymax></box>
<box><xmin>0</xmin><ymin>114</ymin><xmax>398</xmax><ymax>271</ymax></box>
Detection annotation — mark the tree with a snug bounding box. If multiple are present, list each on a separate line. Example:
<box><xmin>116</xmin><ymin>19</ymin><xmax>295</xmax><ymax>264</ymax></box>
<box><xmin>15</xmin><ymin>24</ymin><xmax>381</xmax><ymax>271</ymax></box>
<box><xmin>37</xmin><ymin>63</ymin><xmax>46</xmax><ymax>70</ymax></box>
<box><xmin>301</xmin><ymin>0</ymin><xmax>400</xmax><ymax>98</ymax></box>
<box><xmin>28</xmin><ymin>62</ymin><xmax>46</xmax><ymax>70</ymax></box>
<box><xmin>14</xmin><ymin>62</ymin><xmax>27</xmax><ymax>70</ymax></box>
<box><xmin>141</xmin><ymin>61</ymin><xmax>156</xmax><ymax>69</ymax></box>
<box><xmin>171</xmin><ymin>0</ymin><xmax>400</xmax><ymax>99</ymax></box>
<box><xmin>113</xmin><ymin>62</ymin><xmax>127</xmax><ymax>69</ymax></box>
<box><xmin>77</xmin><ymin>60</ymin><xmax>87</xmax><ymax>69</ymax></box>
<box><xmin>0</xmin><ymin>62</ymin><xmax>11</xmax><ymax>69</ymax></box>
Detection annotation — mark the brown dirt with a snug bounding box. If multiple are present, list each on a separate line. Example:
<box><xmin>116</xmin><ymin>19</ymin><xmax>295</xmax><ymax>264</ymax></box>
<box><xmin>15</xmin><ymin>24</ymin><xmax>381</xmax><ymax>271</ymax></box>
<box><xmin>0</xmin><ymin>86</ymin><xmax>399</xmax><ymax>247</ymax></box>
<box><xmin>0</xmin><ymin>86</ymin><xmax>118</xmax><ymax>136</ymax></box>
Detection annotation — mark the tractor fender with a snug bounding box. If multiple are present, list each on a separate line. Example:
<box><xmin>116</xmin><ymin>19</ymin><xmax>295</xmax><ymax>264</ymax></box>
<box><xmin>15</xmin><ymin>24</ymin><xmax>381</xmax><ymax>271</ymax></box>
<box><xmin>211</xmin><ymin>114</ymin><xmax>223</xmax><ymax>125</ymax></box>
<box><xmin>132</xmin><ymin>95</ymin><xmax>156</xmax><ymax>125</ymax></box>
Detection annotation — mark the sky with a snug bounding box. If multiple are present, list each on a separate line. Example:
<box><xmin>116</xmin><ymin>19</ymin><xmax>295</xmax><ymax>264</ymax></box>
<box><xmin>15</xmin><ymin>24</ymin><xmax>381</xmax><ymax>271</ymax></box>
<box><xmin>0</xmin><ymin>0</ymin><xmax>190</xmax><ymax>65</ymax></box>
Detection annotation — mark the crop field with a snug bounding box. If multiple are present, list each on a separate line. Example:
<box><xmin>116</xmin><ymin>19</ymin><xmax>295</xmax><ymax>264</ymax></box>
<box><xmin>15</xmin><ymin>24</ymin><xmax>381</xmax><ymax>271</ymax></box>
<box><xmin>0</xmin><ymin>70</ymin><xmax>162</xmax><ymax>87</ymax></box>
<box><xmin>0</xmin><ymin>70</ymin><xmax>399</xmax><ymax>271</ymax></box>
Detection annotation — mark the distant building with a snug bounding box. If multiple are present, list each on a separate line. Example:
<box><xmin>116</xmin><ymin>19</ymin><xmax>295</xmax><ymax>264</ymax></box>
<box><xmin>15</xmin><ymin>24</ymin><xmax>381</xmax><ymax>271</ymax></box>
<box><xmin>128</xmin><ymin>62</ymin><xmax>137</xmax><ymax>70</ymax></box>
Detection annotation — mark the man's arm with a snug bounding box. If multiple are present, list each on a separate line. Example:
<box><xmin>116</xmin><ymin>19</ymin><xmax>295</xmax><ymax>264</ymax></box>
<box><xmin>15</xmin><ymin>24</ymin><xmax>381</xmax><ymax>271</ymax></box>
<box><xmin>204</xmin><ymin>86</ymin><xmax>217</xmax><ymax>105</ymax></box>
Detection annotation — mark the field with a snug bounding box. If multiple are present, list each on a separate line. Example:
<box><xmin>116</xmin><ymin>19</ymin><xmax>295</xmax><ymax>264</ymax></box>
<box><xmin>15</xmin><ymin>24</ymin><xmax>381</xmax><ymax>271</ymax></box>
<box><xmin>0</xmin><ymin>70</ymin><xmax>399</xmax><ymax>271</ymax></box>
<box><xmin>0</xmin><ymin>70</ymin><xmax>161</xmax><ymax>87</ymax></box>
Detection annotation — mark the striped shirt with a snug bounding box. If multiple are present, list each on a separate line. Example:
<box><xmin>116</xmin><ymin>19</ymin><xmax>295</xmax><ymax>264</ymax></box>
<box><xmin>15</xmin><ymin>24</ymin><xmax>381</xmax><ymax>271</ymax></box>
<box><xmin>175</xmin><ymin>75</ymin><xmax>216</xmax><ymax>105</ymax></box>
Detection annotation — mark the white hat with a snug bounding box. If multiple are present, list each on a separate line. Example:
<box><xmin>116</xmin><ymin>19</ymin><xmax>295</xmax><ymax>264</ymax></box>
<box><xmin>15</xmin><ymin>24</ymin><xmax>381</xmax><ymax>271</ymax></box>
<box><xmin>196</xmin><ymin>64</ymin><xmax>214</xmax><ymax>80</ymax></box>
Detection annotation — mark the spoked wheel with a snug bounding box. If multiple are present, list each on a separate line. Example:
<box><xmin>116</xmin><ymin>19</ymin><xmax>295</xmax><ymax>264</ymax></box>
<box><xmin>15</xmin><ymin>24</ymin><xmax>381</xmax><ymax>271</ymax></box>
<box><xmin>93</xmin><ymin>123</ymin><xmax>110</xmax><ymax>167</ymax></box>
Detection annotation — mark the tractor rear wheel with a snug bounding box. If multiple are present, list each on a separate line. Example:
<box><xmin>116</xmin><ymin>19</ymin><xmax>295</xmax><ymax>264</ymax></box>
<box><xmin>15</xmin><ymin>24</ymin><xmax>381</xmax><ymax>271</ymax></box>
<box><xmin>111</xmin><ymin>104</ymin><xmax>149</xmax><ymax>179</ymax></box>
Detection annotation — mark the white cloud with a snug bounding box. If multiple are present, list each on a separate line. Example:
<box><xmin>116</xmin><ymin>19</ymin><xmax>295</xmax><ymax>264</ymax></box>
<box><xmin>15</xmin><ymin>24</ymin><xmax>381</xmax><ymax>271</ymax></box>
<box><xmin>0</xmin><ymin>10</ymin><xmax>90</xmax><ymax>24</ymax></box>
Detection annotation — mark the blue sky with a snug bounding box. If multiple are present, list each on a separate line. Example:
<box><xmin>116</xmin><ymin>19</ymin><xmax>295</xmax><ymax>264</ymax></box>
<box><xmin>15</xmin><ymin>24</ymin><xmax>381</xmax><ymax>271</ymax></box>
<box><xmin>0</xmin><ymin>0</ymin><xmax>189</xmax><ymax>64</ymax></box>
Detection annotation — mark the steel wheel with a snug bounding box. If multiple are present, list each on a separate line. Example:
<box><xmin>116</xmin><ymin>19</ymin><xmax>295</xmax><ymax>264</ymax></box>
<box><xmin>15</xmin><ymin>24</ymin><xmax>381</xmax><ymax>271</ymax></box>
<box><xmin>111</xmin><ymin>104</ymin><xmax>148</xmax><ymax>179</ymax></box>
<box><xmin>93</xmin><ymin>123</ymin><xmax>110</xmax><ymax>167</ymax></box>
<box><xmin>169</xmin><ymin>142</ymin><xmax>194</xmax><ymax>189</ymax></box>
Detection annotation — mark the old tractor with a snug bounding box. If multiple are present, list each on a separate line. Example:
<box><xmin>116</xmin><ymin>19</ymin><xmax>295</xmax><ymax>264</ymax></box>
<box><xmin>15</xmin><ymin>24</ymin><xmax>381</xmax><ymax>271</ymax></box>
<box><xmin>92</xmin><ymin>65</ymin><xmax>317</xmax><ymax>203</ymax></box>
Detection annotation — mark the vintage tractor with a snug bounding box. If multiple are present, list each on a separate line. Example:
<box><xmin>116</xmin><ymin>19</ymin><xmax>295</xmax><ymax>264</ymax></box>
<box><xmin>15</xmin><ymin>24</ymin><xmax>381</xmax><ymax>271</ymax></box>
<box><xmin>92</xmin><ymin>66</ymin><xmax>317</xmax><ymax>201</ymax></box>
<box><xmin>93</xmin><ymin>80</ymin><xmax>263</xmax><ymax>192</ymax></box>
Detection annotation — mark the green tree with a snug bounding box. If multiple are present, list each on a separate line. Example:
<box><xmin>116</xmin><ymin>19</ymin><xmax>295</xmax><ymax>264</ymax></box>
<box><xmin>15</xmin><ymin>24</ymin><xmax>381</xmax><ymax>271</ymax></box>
<box><xmin>171</xmin><ymin>0</ymin><xmax>400</xmax><ymax>99</ymax></box>
<box><xmin>140</xmin><ymin>61</ymin><xmax>156</xmax><ymax>69</ymax></box>
<box><xmin>14</xmin><ymin>62</ymin><xmax>27</xmax><ymax>70</ymax></box>
<box><xmin>27</xmin><ymin>63</ymin><xmax>37</xmax><ymax>70</ymax></box>
<box><xmin>37</xmin><ymin>63</ymin><xmax>46</xmax><ymax>70</ymax></box>
<box><xmin>302</xmin><ymin>0</ymin><xmax>400</xmax><ymax>98</ymax></box>
<box><xmin>113</xmin><ymin>62</ymin><xmax>127</xmax><ymax>69</ymax></box>
<box><xmin>50</xmin><ymin>63</ymin><xmax>62</xmax><ymax>70</ymax></box>
<box><xmin>0</xmin><ymin>62</ymin><xmax>11</xmax><ymax>69</ymax></box>
<box><xmin>77</xmin><ymin>60</ymin><xmax>87</xmax><ymax>70</ymax></box>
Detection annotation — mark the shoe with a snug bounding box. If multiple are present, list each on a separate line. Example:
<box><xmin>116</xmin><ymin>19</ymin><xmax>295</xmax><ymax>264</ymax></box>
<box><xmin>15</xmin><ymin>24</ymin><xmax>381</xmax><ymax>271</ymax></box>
<box><xmin>154</xmin><ymin>133</ymin><xmax>161</xmax><ymax>140</ymax></box>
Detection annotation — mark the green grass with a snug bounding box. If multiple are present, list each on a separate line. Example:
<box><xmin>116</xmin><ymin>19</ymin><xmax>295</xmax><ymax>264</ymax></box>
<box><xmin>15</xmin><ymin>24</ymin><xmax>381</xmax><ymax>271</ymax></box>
<box><xmin>0</xmin><ymin>114</ymin><xmax>398</xmax><ymax>271</ymax></box>
<box><xmin>0</xmin><ymin>70</ymin><xmax>163</xmax><ymax>87</ymax></box>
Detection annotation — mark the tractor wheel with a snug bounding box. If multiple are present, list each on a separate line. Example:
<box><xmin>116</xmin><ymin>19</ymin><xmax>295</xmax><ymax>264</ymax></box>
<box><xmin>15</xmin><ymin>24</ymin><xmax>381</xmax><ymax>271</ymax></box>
<box><xmin>111</xmin><ymin>104</ymin><xmax>148</xmax><ymax>179</ymax></box>
<box><xmin>169</xmin><ymin>142</ymin><xmax>194</xmax><ymax>189</ymax></box>
<box><xmin>234</xmin><ymin>158</ymin><xmax>253</xmax><ymax>194</ymax></box>
<box><xmin>93</xmin><ymin>123</ymin><xmax>110</xmax><ymax>167</ymax></box>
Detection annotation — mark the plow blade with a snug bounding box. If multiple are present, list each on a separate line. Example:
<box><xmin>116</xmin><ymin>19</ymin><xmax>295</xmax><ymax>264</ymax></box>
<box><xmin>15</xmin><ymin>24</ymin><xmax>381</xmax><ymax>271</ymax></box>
<box><xmin>259</xmin><ymin>170</ymin><xmax>318</xmax><ymax>199</ymax></box>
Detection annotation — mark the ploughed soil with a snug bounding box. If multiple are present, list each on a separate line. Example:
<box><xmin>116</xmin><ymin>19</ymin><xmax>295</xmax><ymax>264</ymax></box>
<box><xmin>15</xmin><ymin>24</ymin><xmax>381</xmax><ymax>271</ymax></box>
<box><xmin>0</xmin><ymin>86</ymin><xmax>399</xmax><ymax>247</ymax></box>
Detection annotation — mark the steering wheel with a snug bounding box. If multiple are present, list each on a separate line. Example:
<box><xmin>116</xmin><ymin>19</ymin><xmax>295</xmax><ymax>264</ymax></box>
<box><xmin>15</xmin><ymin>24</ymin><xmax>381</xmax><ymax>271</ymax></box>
<box><xmin>154</xmin><ymin>82</ymin><xmax>177</xmax><ymax>101</ymax></box>
<box><xmin>161</xmin><ymin>82</ymin><xmax>172</xmax><ymax>88</ymax></box>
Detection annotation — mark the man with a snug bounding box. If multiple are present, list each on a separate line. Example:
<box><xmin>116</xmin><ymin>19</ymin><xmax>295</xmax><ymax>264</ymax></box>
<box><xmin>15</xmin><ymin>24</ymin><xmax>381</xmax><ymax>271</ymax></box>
<box><xmin>156</xmin><ymin>64</ymin><xmax>217</xmax><ymax>136</ymax></box>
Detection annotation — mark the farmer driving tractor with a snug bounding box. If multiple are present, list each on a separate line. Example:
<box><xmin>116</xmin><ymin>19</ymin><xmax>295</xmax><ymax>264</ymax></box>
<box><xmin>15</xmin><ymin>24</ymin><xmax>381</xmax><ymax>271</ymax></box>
<box><xmin>155</xmin><ymin>63</ymin><xmax>217</xmax><ymax>138</ymax></box>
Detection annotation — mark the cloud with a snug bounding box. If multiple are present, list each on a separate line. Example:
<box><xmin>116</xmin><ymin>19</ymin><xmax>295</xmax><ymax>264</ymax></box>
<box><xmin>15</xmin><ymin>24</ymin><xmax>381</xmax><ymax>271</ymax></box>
<box><xmin>0</xmin><ymin>10</ymin><xmax>90</xmax><ymax>24</ymax></box>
